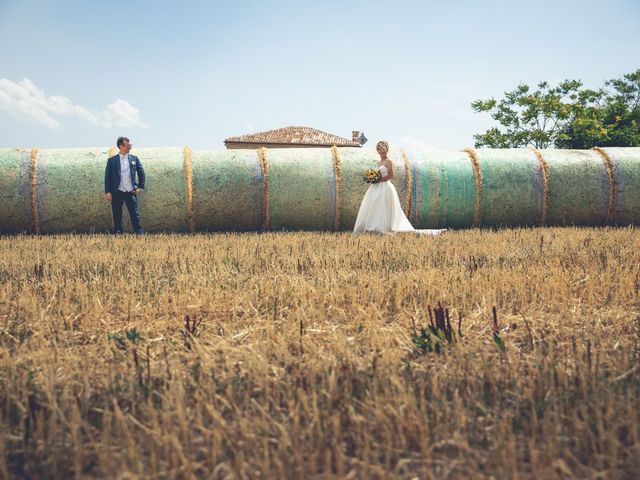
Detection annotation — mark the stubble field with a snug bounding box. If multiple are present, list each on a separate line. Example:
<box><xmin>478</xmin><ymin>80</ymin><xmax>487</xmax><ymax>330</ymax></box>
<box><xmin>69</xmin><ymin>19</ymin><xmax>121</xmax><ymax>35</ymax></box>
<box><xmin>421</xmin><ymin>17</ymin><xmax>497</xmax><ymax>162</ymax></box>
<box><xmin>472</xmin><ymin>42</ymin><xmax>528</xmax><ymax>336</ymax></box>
<box><xmin>0</xmin><ymin>228</ymin><xmax>639</xmax><ymax>479</ymax></box>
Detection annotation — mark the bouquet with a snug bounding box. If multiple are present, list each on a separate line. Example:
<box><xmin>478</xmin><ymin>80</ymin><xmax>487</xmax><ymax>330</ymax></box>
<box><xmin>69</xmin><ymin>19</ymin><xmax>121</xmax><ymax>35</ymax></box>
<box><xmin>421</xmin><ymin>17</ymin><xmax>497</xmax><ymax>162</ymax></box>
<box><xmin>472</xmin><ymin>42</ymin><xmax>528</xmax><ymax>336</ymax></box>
<box><xmin>363</xmin><ymin>167</ymin><xmax>381</xmax><ymax>184</ymax></box>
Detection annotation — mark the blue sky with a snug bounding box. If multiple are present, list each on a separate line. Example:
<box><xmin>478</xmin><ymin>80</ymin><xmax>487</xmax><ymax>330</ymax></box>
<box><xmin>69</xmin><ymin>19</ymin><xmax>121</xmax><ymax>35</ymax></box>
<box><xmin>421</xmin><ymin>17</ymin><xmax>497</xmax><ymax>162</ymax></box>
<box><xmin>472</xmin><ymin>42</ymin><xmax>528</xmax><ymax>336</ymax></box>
<box><xmin>1</xmin><ymin>0</ymin><xmax>638</xmax><ymax>151</ymax></box>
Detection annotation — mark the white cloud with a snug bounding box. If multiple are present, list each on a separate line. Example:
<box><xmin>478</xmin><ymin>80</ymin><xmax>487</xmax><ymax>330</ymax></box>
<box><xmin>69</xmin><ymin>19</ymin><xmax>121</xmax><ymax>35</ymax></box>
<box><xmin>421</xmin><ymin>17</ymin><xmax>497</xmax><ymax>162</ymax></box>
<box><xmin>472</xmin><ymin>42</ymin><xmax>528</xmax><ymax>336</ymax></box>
<box><xmin>0</xmin><ymin>78</ymin><xmax>62</xmax><ymax>128</ymax></box>
<box><xmin>103</xmin><ymin>99</ymin><xmax>148</xmax><ymax>129</ymax></box>
<box><xmin>0</xmin><ymin>78</ymin><xmax>147</xmax><ymax>130</ymax></box>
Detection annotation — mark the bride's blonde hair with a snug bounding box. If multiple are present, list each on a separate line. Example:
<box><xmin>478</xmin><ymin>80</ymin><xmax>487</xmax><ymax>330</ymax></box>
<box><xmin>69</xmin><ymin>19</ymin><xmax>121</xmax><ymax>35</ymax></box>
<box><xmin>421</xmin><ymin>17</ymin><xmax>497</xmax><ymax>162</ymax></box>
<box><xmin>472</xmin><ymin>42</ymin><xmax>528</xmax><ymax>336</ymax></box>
<box><xmin>376</xmin><ymin>141</ymin><xmax>390</xmax><ymax>152</ymax></box>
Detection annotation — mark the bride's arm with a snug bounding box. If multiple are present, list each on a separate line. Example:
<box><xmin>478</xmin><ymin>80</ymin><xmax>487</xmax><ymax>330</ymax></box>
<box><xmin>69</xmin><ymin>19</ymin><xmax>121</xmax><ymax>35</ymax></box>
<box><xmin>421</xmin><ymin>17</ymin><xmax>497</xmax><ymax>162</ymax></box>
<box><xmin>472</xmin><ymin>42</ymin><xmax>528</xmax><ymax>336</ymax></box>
<box><xmin>379</xmin><ymin>162</ymin><xmax>394</xmax><ymax>182</ymax></box>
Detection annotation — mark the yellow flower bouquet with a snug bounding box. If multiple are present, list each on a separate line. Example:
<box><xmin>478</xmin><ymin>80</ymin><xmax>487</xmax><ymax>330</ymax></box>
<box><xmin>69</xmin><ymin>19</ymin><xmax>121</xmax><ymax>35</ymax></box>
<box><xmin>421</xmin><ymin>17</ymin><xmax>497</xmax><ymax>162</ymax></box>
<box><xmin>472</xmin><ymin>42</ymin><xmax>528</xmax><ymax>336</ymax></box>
<box><xmin>363</xmin><ymin>168</ymin><xmax>381</xmax><ymax>184</ymax></box>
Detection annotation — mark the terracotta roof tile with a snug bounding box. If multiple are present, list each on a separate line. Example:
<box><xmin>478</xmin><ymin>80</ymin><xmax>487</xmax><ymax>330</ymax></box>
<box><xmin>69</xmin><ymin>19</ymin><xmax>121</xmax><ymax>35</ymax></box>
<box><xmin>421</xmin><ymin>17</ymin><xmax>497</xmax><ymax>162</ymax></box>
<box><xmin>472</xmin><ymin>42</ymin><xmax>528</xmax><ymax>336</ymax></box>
<box><xmin>225</xmin><ymin>126</ymin><xmax>360</xmax><ymax>146</ymax></box>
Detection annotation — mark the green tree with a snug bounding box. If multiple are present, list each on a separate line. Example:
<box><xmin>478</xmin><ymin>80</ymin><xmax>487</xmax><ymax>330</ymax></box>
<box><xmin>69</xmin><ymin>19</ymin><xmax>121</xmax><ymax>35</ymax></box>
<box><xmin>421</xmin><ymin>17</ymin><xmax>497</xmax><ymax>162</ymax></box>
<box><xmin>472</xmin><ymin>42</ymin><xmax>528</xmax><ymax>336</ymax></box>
<box><xmin>472</xmin><ymin>69</ymin><xmax>640</xmax><ymax>149</ymax></box>
<box><xmin>556</xmin><ymin>69</ymin><xmax>640</xmax><ymax>148</ymax></box>
<box><xmin>471</xmin><ymin>80</ymin><xmax>584</xmax><ymax>148</ymax></box>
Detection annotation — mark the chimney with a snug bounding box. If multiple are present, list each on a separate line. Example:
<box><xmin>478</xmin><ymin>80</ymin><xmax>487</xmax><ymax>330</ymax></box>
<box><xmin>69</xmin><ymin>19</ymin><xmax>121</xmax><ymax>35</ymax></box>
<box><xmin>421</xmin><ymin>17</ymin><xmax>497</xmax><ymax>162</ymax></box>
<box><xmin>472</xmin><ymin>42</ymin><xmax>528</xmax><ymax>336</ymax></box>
<box><xmin>352</xmin><ymin>131</ymin><xmax>360</xmax><ymax>142</ymax></box>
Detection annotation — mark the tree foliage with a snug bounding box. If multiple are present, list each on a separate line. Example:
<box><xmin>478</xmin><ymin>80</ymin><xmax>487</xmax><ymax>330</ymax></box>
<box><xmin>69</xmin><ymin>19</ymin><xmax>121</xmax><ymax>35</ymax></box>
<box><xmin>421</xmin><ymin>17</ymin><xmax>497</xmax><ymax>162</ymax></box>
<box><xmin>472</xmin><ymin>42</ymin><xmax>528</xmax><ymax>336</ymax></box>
<box><xmin>472</xmin><ymin>69</ymin><xmax>640</xmax><ymax>149</ymax></box>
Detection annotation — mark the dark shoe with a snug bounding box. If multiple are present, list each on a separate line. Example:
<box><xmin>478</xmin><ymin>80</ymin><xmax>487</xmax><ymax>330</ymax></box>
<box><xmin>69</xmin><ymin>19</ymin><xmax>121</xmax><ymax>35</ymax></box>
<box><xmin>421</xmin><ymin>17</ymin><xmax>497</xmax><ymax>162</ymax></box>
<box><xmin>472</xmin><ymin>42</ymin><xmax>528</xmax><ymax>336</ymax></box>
<box><xmin>136</xmin><ymin>230</ymin><xmax>145</xmax><ymax>236</ymax></box>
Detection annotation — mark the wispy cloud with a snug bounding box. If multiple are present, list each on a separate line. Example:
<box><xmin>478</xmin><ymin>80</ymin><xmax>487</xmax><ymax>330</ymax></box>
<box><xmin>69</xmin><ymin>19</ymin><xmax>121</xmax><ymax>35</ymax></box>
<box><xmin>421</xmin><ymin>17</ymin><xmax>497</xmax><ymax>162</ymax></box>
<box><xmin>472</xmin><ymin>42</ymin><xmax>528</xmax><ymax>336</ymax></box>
<box><xmin>0</xmin><ymin>78</ymin><xmax>148</xmax><ymax>129</ymax></box>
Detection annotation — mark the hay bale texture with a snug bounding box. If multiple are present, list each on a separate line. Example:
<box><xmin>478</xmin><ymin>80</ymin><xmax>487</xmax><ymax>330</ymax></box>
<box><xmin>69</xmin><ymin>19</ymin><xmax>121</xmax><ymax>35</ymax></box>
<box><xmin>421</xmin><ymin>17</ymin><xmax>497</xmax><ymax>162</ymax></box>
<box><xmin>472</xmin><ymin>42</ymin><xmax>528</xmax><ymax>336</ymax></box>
<box><xmin>544</xmin><ymin>149</ymin><xmax>610</xmax><ymax>226</ymax></box>
<box><xmin>192</xmin><ymin>149</ymin><xmax>264</xmax><ymax>231</ymax></box>
<box><xmin>35</xmin><ymin>148</ymin><xmax>113</xmax><ymax>233</ymax></box>
<box><xmin>600</xmin><ymin>147</ymin><xmax>640</xmax><ymax>225</ymax></box>
<box><xmin>410</xmin><ymin>150</ymin><xmax>478</xmax><ymax>229</ymax></box>
<box><xmin>475</xmin><ymin>149</ymin><xmax>544</xmax><ymax>227</ymax></box>
<box><xmin>0</xmin><ymin>147</ymin><xmax>638</xmax><ymax>233</ymax></box>
<box><xmin>0</xmin><ymin>148</ymin><xmax>33</xmax><ymax>233</ymax></box>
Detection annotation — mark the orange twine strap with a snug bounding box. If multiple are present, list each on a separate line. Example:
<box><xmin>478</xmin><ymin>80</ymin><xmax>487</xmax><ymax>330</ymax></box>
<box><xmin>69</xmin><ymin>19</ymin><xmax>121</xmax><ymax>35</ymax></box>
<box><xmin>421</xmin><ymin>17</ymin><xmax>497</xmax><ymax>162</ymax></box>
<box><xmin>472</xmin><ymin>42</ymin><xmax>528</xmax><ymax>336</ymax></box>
<box><xmin>401</xmin><ymin>149</ymin><xmax>412</xmax><ymax>220</ymax></box>
<box><xmin>258</xmin><ymin>147</ymin><xmax>270</xmax><ymax>231</ymax></box>
<box><xmin>530</xmin><ymin>148</ymin><xmax>550</xmax><ymax>227</ymax></box>
<box><xmin>463</xmin><ymin>147</ymin><xmax>483</xmax><ymax>227</ymax></box>
<box><xmin>30</xmin><ymin>148</ymin><xmax>40</xmax><ymax>235</ymax></box>
<box><xmin>331</xmin><ymin>145</ymin><xmax>342</xmax><ymax>231</ymax></box>
<box><xmin>183</xmin><ymin>146</ymin><xmax>195</xmax><ymax>232</ymax></box>
<box><xmin>592</xmin><ymin>147</ymin><xmax>617</xmax><ymax>224</ymax></box>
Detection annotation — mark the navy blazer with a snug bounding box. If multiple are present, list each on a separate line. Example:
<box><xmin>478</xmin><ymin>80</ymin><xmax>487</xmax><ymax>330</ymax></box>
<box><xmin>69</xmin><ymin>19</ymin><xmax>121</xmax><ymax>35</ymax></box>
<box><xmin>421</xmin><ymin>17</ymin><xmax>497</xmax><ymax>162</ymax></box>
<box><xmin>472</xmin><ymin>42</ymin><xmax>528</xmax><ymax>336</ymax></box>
<box><xmin>104</xmin><ymin>154</ymin><xmax>145</xmax><ymax>194</ymax></box>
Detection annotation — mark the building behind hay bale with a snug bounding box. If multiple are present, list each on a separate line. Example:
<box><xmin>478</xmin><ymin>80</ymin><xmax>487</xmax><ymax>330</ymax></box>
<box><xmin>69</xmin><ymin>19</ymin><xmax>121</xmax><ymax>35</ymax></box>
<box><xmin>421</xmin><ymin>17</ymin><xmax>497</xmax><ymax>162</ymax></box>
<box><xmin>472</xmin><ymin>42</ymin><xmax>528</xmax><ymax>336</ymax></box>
<box><xmin>224</xmin><ymin>126</ymin><xmax>364</xmax><ymax>149</ymax></box>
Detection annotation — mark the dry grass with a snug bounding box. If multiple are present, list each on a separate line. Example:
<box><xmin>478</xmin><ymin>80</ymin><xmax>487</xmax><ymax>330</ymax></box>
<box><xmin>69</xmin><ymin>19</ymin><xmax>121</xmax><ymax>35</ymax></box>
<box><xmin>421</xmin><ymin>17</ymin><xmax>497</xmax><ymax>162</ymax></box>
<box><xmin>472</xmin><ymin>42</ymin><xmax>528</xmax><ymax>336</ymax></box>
<box><xmin>0</xmin><ymin>228</ymin><xmax>639</xmax><ymax>479</ymax></box>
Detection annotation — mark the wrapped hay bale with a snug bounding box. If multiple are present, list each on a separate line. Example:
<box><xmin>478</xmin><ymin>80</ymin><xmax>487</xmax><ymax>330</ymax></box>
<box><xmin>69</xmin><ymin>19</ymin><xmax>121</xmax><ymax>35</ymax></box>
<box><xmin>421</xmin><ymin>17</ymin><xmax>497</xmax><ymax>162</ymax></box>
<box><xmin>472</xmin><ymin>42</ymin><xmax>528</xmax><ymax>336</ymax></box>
<box><xmin>192</xmin><ymin>149</ymin><xmax>264</xmax><ymax>231</ymax></box>
<box><xmin>267</xmin><ymin>149</ymin><xmax>336</xmax><ymax>231</ymax></box>
<box><xmin>543</xmin><ymin>149</ymin><xmax>610</xmax><ymax>226</ymax></box>
<box><xmin>35</xmin><ymin>148</ymin><xmax>113</xmax><ymax>233</ymax></box>
<box><xmin>410</xmin><ymin>150</ymin><xmax>477</xmax><ymax>229</ymax></box>
<box><xmin>131</xmin><ymin>148</ymin><xmax>190</xmax><ymax>233</ymax></box>
<box><xmin>0</xmin><ymin>149</ymin><xmax>33</xmax><ymax>233</ymax></box>
<box><xmin>0</xmin><ymin>146</ymin><xmax>638</xmax><ymax>232</ymax></box>
<box><xmin>597</xmin><ymin>147</ymin><xmax>640</xmax><ymax>226</ymax></box>
<box><xmin>474</xmin><ymin>148</ymin><xmax>544</xmax><ymax>227</ymax></box>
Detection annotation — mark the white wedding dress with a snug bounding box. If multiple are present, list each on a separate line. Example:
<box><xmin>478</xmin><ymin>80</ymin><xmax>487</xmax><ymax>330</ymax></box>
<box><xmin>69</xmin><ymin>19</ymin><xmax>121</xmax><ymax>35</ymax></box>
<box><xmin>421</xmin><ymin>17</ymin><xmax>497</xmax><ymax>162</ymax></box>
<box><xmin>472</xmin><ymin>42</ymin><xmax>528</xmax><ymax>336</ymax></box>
<box><xmin>353</xmin><ymin>165</ymin><xmax>445</xmax><ymax>235</ymax></box>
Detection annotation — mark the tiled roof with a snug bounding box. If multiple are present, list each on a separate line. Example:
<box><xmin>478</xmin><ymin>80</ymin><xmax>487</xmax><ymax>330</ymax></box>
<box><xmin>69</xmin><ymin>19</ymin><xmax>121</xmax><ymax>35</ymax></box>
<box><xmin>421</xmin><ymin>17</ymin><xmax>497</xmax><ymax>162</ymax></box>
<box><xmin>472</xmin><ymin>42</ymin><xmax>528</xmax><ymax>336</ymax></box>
<box><xmin>224</xmin><ymin>126</ymin><xmax>360</xmax><ymax>146</ymax></box>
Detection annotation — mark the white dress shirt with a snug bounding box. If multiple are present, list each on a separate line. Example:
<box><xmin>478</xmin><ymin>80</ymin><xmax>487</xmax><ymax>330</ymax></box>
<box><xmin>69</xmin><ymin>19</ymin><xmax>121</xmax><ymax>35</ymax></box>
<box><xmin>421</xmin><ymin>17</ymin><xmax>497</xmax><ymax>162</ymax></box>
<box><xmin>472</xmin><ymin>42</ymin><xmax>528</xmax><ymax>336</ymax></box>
<box><xmin>118</xmin><ymin>153</ymin><xmax>135</xmax><ymax>192</ymax></box>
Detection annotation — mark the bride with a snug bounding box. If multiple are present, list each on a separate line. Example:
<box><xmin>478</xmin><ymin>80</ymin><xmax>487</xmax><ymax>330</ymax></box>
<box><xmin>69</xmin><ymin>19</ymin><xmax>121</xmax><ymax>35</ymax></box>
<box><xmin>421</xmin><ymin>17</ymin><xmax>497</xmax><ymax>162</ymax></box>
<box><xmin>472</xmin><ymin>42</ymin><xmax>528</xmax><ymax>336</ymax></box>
<box><xmin>353</xmin><ymin>141</ymin><xmax>445</xmax><ymax>235</ymax></box>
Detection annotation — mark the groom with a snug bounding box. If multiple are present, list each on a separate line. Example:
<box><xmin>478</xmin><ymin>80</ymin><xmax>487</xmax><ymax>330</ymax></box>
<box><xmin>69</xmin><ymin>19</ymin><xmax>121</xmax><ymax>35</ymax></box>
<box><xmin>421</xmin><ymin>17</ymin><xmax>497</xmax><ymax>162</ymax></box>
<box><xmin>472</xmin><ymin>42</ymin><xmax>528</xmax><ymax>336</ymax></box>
<box><xmin>104</xmin><ymin>136</ymin><xmax>145</xmax><ymax>234</ymax></box>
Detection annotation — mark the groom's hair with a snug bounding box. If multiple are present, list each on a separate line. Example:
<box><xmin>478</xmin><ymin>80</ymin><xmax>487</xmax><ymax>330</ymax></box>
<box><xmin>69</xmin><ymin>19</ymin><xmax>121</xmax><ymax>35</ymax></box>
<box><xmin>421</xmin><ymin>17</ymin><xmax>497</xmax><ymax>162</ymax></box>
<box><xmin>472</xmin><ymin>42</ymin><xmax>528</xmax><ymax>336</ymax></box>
<box><xmin>116</xmin><ymin>136</ymin><xmax>129</xmax><ymax>148</ymax></box>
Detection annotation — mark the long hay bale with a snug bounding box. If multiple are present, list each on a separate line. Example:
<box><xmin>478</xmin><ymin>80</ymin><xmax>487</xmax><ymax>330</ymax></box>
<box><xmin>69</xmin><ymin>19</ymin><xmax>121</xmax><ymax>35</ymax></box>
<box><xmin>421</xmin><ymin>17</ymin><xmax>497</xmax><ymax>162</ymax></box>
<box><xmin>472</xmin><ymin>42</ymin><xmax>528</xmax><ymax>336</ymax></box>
<box><xmin>0</xmin><ymin>146</ymin><xmax>639</xmax><ymax>232</ymax></box>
